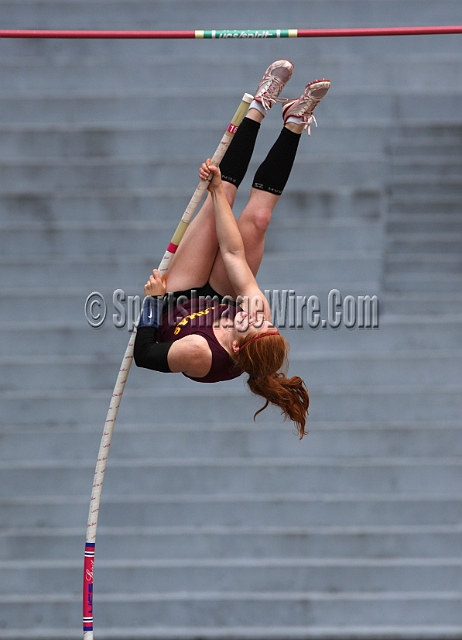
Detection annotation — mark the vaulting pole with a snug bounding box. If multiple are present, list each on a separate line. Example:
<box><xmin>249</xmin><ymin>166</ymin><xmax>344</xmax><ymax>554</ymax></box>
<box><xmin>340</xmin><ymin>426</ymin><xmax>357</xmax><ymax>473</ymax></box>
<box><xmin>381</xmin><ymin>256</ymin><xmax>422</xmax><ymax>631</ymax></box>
<box><xmin>0</xmin><ymin>26</ymin><xmax>461</xmax><ymax>39</ymax></box>
<box><xmin>82</xmin><ymin>92</ymin><xmax>253</xmax><ymax>640</ymax></box>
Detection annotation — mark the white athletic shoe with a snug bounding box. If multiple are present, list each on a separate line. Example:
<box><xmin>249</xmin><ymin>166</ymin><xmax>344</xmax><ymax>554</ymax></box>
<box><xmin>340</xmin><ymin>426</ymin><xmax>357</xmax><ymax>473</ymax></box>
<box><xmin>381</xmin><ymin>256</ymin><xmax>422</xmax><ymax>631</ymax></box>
<box><xmin>254</xmin><ymin>59</ymin><xmax>294</xmax><ymax>111</ymax></box>
<box><xmin>282</xmin><ymin>79</ymin><xmax>331</xmax><ymax>135</ymax></box>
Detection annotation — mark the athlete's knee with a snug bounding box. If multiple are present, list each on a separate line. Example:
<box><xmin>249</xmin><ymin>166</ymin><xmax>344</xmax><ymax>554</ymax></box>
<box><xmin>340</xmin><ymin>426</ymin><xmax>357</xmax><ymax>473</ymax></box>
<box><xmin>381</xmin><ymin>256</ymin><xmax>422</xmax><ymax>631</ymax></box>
<box><xmin>251</xmin><ymin>207</ymin><xmax>272</xmax><ymax>232</ymax></box>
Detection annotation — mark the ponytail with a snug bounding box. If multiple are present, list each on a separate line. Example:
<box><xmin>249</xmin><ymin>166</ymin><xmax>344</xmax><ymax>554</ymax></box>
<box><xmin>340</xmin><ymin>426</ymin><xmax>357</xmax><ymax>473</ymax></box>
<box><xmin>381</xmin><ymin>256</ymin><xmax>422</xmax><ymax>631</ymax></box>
<box><xmin>232</xmin><ymin>332</ymin><xmax>309</xmax><ymax>438</ymax></box>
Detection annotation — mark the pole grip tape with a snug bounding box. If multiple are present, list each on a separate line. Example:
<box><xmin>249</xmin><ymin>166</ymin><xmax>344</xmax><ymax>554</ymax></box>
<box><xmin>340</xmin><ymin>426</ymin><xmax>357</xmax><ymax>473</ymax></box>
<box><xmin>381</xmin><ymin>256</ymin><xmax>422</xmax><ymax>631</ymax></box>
<box><xmin>83</xmin><ymin>543</ymin><xmax>95</xmax><ymax>635</ymax></box>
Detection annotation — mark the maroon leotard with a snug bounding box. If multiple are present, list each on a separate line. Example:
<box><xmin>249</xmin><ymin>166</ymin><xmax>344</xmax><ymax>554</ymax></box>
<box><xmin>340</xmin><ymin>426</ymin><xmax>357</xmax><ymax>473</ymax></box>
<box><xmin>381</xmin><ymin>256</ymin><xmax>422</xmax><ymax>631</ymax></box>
<box><xmin>157</xmin><ymin>295</ymin><xmax>243</xmax><ymax>384</ymax></box>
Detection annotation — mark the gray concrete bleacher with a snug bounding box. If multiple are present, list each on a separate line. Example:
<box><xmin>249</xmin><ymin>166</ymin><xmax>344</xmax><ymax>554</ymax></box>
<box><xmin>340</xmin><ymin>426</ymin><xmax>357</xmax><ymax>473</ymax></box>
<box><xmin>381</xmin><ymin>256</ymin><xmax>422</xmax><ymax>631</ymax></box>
<box><xmin>0</xmin><ymin>0</ymin><xmax>461</xmax><ymax>637</ymax></box>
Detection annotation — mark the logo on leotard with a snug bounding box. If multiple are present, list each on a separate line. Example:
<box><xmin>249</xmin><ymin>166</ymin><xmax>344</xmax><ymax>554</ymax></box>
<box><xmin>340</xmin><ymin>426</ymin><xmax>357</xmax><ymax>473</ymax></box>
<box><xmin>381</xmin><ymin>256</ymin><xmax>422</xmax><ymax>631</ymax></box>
<box><xmin>173</xmin><ymin>306</ymin><xmax>216</xmax><ymax>335</ymax></box>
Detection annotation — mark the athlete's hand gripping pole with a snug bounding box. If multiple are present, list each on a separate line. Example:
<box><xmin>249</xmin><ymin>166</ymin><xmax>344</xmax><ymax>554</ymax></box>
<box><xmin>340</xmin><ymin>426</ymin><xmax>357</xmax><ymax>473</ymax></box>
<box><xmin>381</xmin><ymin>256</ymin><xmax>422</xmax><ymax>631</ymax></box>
<box><xmin>82</xmin><ymin>92</ymin><xmax>253</xmax><ymax>640</ymax></box>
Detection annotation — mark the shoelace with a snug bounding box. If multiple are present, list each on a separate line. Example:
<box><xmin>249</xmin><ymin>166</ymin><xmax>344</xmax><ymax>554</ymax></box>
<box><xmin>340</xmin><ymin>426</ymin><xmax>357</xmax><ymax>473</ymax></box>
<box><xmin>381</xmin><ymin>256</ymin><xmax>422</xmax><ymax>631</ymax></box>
<box><xmin>303</xmin><ymin>114</ymin><xmax>318</xmax><ymax>137</ymax></box>
<box><xmin>260</xmin><ymin>76</ymin><xmax>289</xmax><ymax>110</ymax></box>
<box><xmin>286</xmin><ymin>98</ymin><xmax>319</xmax><ymax>136</ymax></box>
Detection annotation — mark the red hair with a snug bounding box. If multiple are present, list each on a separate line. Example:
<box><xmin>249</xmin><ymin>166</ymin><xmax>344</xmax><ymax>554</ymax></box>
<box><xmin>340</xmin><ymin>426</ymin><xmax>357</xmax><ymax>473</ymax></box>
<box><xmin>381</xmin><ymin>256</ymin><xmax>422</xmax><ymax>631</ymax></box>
<box><xmin>231</xmin><ymin>332</ymin><xmax>309</xmax><ymax>438</ymax></box>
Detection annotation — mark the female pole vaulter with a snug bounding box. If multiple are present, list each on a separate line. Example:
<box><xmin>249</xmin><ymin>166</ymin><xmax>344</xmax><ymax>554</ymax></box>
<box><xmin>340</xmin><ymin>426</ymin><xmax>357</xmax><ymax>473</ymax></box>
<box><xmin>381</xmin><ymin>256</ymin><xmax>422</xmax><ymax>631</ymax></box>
<box><xmin>134</xmin><ymin>60</ymin><xmax>330</xmax><ymax>438</ymax></box>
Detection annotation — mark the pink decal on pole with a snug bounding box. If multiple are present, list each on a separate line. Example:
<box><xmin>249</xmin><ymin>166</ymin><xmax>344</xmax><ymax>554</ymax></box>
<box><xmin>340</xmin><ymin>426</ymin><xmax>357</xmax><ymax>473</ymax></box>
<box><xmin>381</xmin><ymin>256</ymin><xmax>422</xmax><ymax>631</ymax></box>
<box><xmin>83</xmin><ymin>543</ymin><xmax>95</xmax><ymax>632</ymax></box>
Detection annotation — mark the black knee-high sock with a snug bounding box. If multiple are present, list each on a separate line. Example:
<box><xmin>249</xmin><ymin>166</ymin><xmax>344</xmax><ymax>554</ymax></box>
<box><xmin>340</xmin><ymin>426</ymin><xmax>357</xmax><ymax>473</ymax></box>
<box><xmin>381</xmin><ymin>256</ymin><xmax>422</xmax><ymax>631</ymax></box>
<box><xmin>252</xmin><ymin>127</ymin><xmax>301</xmax><ymax>196</ymax></box>
<box><xmin>220</xmin><ymin>117</ymin><xmax>260</xmax><ymax>188</ymax></box>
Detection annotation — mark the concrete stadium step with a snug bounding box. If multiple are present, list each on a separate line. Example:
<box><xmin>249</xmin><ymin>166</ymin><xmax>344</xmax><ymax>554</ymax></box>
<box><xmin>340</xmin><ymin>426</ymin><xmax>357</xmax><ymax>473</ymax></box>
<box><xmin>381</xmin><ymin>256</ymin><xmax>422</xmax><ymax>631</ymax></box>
<box><xmin>4</xmin><ymin>524</ymin><xmax>462</xmax><ymax>561</ymax></box>
<box><xmin>2</xmin><ymin>592</ymin><xmax>462</xmax><ymax>631</ymax></box>
<box><xmin>3</xmin><ymin>316</ymin><xmax>462</xmax><ymax>358</ymax></box>
<box><xmin>390</xmin><ymin>173</ymin><xmax>462</xmax><ymax>187</ymax></box>
<box><xmin>3</xmin><ymin>622</ymin><xmax>462</xmax><ymax>640</ymax></box>
<box><xmin>389</xmin><ymin>158</ymin><xmax>462</xmax><ymax>180</ymax></box>
<box><xmin>1</xmin><ymin>422</ymin><xmax>461</xmax><ymax>461</ymax></box>
<box><xmin>3</xmin><ymin>625</ymin><xmax>462</xmax><ymax>640</ymax></box>
<box><xmin>385</xmin><ymin>262</ymin><xmax>462</xmax><ymax>276</ymax></box>
<box><xmin>379</xmin><ymin>292</ymin><xmax>462</xmax><ymax>316</ymax></box>
<box><xmin>387</xmin><ymin>215</ymin><xmax>462</xmax><ymax>235</ymax></box>
<box><xmin>387</xmin><ymin>140</ymin><xmax>462</xmax><ymax>157</ymax></box>
<box><xmin>388</xmin><ymin>125</ymin><xmax>462</xmax><ymax>143</ymax></box>
<box><xmin>281</xmin><ymin>316</ymin><xmax>462</xmax><ymax>351</ymax></box>
<box><xmin>383</xmin><ymin>272</ymin><xmax>462</xmax><ymax>285</ymax></box>
<box><xmin>2</xmin><ymin>349</ymin><xmax>460</xmax><ymax>392</ymax></box>
<box><xmin>3</xmin><ymin>493</ymin><xmax>462</xmax><ymax>529</ymax></box>
<box><xmin>388</xmin><ymin>180</ymin><xmax>462</xmax><ymax>198</ymax></box>
<box><xmin>0</xmin><ymin>122</ymin><xmax>392</xmax><ymax>159</ymax></box>
<box><xmin>2</xmin><ymin>385</ymin><xmax>461</xmax><ymax>424</ymax></box>
<box><xmin>383</xmin><ymin>123</ymin><xmax>462</xmax><ymax>294</ymax></box>
<box><xmin>0</xmin><ymin>252</ymin><xmax>382</xmax><ymax>289</ymax></box>
<box><xmin>2</xmin><ymin>557</ymin><xmax>462</xmax><ymax>595</ymax></box>
<box><xmin>0</xmin><ymin>290</ymin><xmax>97</xmax><ymax>325</ymax></box>
<box><xmin>390</xmin><ymin>144</ymin><xmax>462</xmax><ymax>155</ymax></box>
<box><xmin>2</xmin><ymin>588</ymin><xmax>462</xmax><ymax>640</ymax></box>
<box><xmin>0</xmin><ymin>219</ymin><xmax>383</xmax><ymax>256</ymax></box>
<box><xmin>388</xmin><ymin>197</ymin><xmax>462</xmax><ymax>216</ymax></box>
<box><xmin>0</xmin><ymin>187</ymin><xmax>384</xmax><ymax>223</ymax></box>
<box><xmin>2</xmin><ymin>454</ymin><xmax>462</xmax><ymax>499</ymax></box>
<box><xmin>389</xmin><ymin>166</ymin><xmax>462</xmax><ymax>180</ymax></box>
<box><xmin>1</xmin><ymin>92</ymin><xmax>462</xmax><ymax>125</ymax></box>
<box><xmin>384</xmin><ymin>253</ymin><xmax>462</xmax><ymax>275</ymax></box>
<box><xmin>2</xmin><ymin>54</ymin><xmax>462</xmax><ymax>94</ymax></box>
<box><xmin>388</xmin><ymin>241</ymin><xmax>462</xmax><ymax>262</ymax></box>
<box><xmin>383</xmin><ymin>275</ymin><xmax>462</xmax><ymax>293</ymax></box>
<box><xmin>387</xmin><ymin>234</ymin><xmax>462</xmax><ymax>253</ymax></box>
<box><xmin>2</xmin><ymin>29</ymin><xmax>459</xmax><ymax>64</ymax></box>
<box><xmin>0</xmin><ymin>92</ymin><xmax>389</xmax><ymax>125</ymax></box>
<box><xmin>0</xmin><ymin>155</ymin><xmax>386</xmax><ymax>191</ymax></box>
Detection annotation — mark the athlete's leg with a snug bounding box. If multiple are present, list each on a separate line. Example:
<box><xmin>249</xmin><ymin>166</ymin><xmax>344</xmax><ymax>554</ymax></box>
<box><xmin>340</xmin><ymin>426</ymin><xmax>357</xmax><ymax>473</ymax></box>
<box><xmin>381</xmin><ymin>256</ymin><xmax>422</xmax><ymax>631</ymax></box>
<box><xmin>209</xmin><ymin>123</ymin><xmax>303</xmax><ymax>297</ymax></box>
<box><xmin>209</xmin><ymin>79</ymin><xmax>331</xmax><ymax>297</ymax></box>
<box><xmin>164</xmin><ymin>112</ymin><xmax>262</xmax><ymax>292</ymax></box>
<box><xmin>164</xmin><ymin>60</ymin><xmax>294</xmax><ymax>292</ymax></box>
<box><xmin>164</xmin><ymin>182</ymin><xmax>234</xmax><ymax>292</ymax></box>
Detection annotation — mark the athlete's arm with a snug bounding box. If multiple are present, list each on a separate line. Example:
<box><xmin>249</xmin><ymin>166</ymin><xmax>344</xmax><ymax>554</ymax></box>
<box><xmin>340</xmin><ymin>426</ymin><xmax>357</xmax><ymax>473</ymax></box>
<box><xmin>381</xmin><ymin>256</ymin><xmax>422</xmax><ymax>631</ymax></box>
<box><xmin>134</xmin><ymin>329</ymin><xmax>212</xmax><ymax>377</ymax></box>
<box><xmin>199</xmin><ymin>160</ymin><xmax>271</xmax><ymax>319</ymax></box>
<box><xmin>167</xmin><ymin>335</ymin><xmax>212</xmax><ymax>377</ymax></box>
<box><xmin>134</xmin><ymin>328</ymin><xmax>173</xmax><ymax>373</ymax></box>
